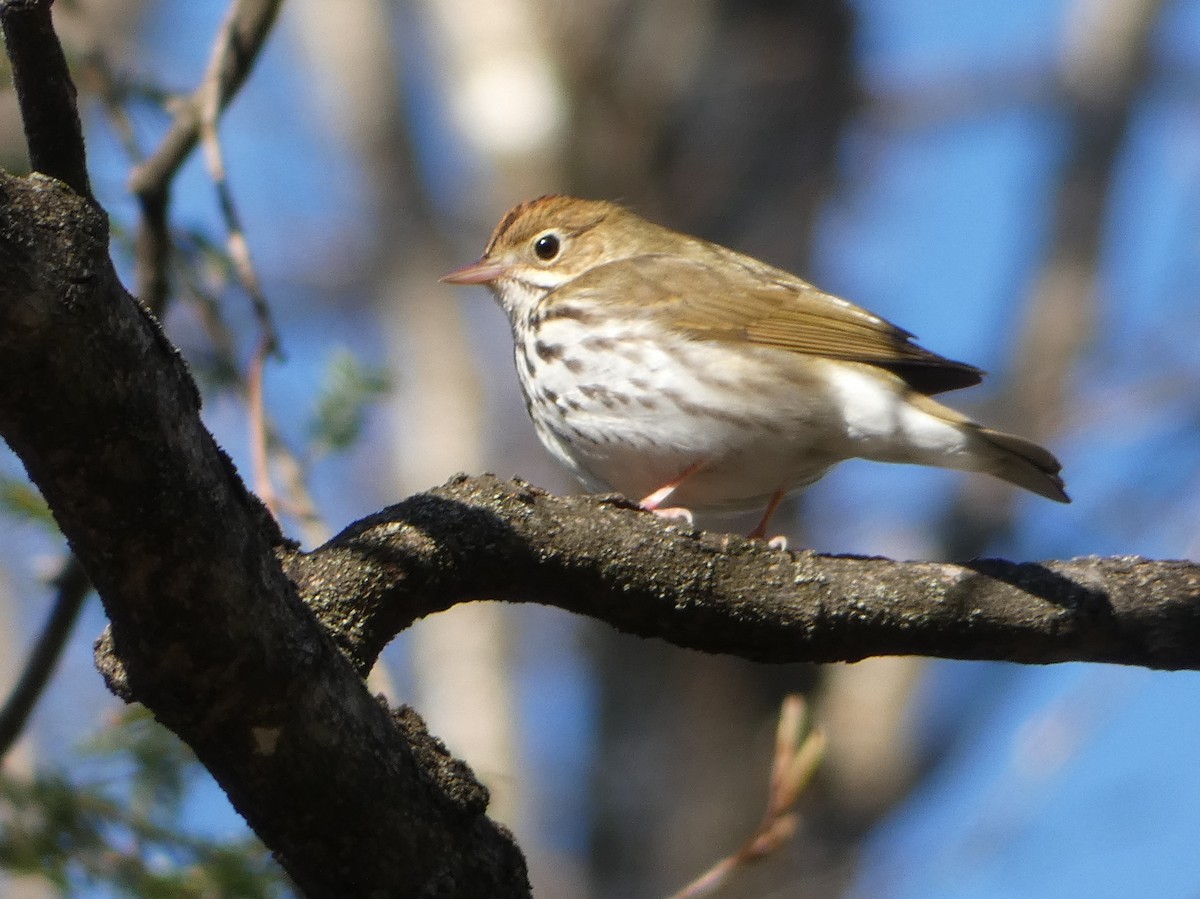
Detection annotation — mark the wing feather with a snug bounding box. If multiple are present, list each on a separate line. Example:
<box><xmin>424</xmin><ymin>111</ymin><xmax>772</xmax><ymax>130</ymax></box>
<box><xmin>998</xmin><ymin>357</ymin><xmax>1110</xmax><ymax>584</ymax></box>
<box><xmin>550</xmin><ymin>253</ymin><xmax>982</xmax><ymax>395</ymax></box>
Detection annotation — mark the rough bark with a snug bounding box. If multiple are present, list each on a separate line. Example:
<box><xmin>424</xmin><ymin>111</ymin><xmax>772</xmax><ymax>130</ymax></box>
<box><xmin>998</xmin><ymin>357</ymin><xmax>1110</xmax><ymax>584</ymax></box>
<box><xmin>0</xmin><ymin>169</ymin><xmax>528</xmax><ymax>897</ymax></box>
<box><xmin>287</xmin><ymin>475</ymin><xmax>1200</xmax><ymax>673</ymax></box>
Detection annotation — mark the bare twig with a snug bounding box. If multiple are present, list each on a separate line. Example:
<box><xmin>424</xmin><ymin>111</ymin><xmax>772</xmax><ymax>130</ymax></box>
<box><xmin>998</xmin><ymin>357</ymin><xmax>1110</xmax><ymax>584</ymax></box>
<box><xmin>0</xmin><ymin>0</ymin><xmax>94</xmax><ymax>203</ymax></box>
<box><xmin>127</xmin><ymin>0</ymin><xmax>284</xmax><ymax>199</ymax></box>
<box><xmin>127</xmin><ymin>0</ymin><xmax>281</xmax><ymax>315</ymax></box>
<box><xmin>0</xmin><ymin>556</ymin><xmax>92</xmax><ymax>760</ymax></box>
<box><xmin>179</xmin><ymin>240</ymin><xmax>326</xmax><ymax>542</ymax></box>
<box><xmin>77</xmin><ymin>48</ymin><xmax>143</xmax><ymax>164</ymax></box>
<box><xmin>197</xmin><ymin>39</ymin><xmax>279</xmax><ymax>357</ymax></box>
<box><xmin>670</xmin><ymin>695</ymin><xmax>825</xmax><ymax>899</ymax></box>
<box><xmin>117</xmin><ymin>0</ymin><xmax>290</xmax><ymax>521</ymax></box>
<box><xmin>195</xmin><ymin>3</ymin><xmax>282</xmax><ymax>510</ymax></box>
<box><xmin>246</xmin><ymin>334</ymin><xmax>278</xmax><ymax>517</ymax></box>
<box><xmin>269</xmin><ymin>431</ymin><xmax>327</xmax><ymax>546</ymax></box>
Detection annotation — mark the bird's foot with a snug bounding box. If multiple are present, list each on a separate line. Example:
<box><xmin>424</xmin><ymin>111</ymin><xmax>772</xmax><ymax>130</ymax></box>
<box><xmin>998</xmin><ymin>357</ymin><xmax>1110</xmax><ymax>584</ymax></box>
<box><xmin>650</xmin><ymin>506</ymin><xmax>695</xmax><ymax>527</ymax></box>
<box><xmin>639</xmin><ymin>462</ymin><xmax>704</xmax><ymax>526</ymax></box>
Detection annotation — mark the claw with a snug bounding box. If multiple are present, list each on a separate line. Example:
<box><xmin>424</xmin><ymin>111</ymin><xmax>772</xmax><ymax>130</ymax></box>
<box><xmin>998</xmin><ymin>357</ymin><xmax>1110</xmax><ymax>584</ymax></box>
<box><xmin>652</xmin><ymin>506</ymin><xmax>695</xmax><ymax>527</ymax></box>
<box><xmin>639</xmin><ymin>463</ymin><xmax>704</xmax><ymax>529</ymax></box>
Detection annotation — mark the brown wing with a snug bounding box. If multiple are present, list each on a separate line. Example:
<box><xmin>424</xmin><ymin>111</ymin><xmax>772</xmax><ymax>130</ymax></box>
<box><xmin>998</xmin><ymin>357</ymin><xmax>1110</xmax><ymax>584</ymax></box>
<box><xmin>555</xmin><ymin>252</ymin><xmax>982</xmax><ymax>395</ymax></box>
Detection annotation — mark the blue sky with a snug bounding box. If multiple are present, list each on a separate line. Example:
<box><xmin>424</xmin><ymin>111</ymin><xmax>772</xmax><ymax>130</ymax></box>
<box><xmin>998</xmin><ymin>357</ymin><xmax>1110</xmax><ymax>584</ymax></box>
<box><xmin>834</xmin><ymin>1</ymin><xmax>1200</xmax><ymax>896</ymax></box>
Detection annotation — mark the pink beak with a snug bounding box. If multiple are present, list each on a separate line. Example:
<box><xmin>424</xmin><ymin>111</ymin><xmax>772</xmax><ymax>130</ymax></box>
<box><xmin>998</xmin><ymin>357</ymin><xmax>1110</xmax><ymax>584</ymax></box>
<box><xmin>440</xmin><ymin>258</ymin><xmax>506</xmax><ymax>285</ymax></box>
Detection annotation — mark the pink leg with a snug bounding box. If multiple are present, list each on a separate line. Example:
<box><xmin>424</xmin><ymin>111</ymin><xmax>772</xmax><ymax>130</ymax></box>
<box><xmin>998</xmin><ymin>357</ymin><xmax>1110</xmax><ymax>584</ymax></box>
<box><xmin>639</xmin><ymin>461</ymin><xmax>704</xmax><ymax>525</ymax></box>
<box><xmin>748</xmin><ymin>489</ymin><xmax>786</xmax><ymax>541</ymax></box>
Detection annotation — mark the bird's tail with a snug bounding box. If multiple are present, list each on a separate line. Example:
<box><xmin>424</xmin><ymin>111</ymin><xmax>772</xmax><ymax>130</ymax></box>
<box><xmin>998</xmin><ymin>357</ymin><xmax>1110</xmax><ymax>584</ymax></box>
<box><xmin>974</xmin><ymin>426</ymin><xmax>1070</xmax><ymax>503</ymax></box>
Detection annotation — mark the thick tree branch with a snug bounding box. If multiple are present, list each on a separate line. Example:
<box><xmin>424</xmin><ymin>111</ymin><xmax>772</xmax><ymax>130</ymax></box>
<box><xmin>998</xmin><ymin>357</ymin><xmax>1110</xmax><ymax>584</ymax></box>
<box><xmin>286</xmin><ymin>475</ymin><xmax>1200</xmax><ymax>674</ymax></box>
<box><xmin>0</xmin><ymin>170</ymin><xmax>527</xmax><ymax>897</ymax></box>
<box><xmin>2</xmin><ymin>6</ymin><xmax>529</xmax><ymax>894</ymax></box>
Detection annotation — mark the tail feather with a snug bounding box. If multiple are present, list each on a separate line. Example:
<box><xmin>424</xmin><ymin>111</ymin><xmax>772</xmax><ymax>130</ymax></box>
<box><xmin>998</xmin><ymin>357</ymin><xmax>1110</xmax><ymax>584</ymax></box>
<box><xmin>833</xmin><ymin>371</ymin><xmax>1069</xmax><ymax>503</ymax></box>
<box><xmin>977</xmin><ymin>427</ymin><xmax>1070</xmax><ymax>503</ymax></box>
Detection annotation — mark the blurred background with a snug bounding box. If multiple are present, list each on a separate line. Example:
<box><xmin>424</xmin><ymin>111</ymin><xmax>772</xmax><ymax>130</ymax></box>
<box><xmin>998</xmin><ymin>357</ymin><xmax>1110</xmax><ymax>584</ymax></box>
<box><xmin>1</xmin><ymin>0</ymin><xmax>1199</xmax><ymax>896</ymax></box>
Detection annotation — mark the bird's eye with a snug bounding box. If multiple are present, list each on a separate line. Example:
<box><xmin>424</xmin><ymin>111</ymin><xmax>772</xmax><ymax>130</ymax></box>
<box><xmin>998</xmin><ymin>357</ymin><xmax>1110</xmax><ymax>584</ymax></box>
<box><xmin>533</xmin><ymin>233</ymin><xmax>561</xmax><ymax>261</ymax></box>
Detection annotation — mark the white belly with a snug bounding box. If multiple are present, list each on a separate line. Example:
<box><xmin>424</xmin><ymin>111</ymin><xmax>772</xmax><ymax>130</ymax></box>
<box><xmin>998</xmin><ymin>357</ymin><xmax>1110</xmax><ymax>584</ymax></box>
<box><xmin>512</xmin><ymin>315</ymin><xmax>843</xmax><ymax>512</ymax></box>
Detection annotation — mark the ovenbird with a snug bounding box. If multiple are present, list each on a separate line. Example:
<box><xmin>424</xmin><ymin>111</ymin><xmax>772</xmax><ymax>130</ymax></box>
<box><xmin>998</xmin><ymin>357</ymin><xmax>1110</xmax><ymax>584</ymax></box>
<box><xmin>443</xmin><ymin>196</ymin><xmax>1068</xmax><ymax>535</ymax></box>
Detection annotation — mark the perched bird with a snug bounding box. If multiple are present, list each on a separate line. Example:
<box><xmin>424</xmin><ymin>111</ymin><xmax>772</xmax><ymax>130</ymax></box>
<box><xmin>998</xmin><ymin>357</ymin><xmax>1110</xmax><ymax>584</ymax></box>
<box><xmin>443</xmin><ymin>195</ymin><xmax>1068</xmax><ymax>536</ymax></box>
